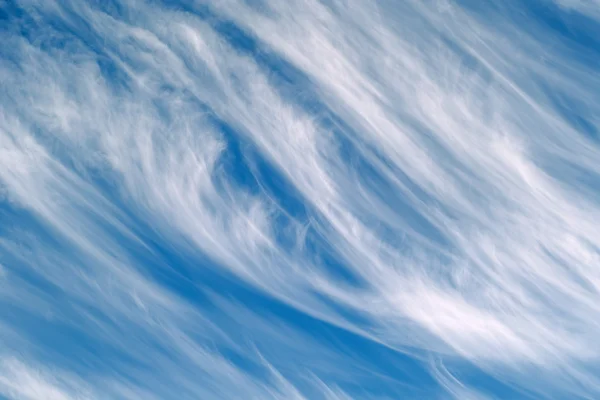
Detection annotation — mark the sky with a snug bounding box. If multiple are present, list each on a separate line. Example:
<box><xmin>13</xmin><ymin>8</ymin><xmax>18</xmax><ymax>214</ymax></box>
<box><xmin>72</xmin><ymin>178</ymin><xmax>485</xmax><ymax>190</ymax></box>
<box><xmin>1</xmin><ymin>0</ymin><xmax>600</xmax><ymax>399</ymax></box>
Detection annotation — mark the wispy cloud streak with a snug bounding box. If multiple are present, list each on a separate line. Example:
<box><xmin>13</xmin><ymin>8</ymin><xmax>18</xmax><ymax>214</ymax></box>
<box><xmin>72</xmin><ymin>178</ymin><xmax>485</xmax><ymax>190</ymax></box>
<box><xmin>1</xmin><ymin>0</ymin><xmax>599</xmax><ymax>398</ymax></box>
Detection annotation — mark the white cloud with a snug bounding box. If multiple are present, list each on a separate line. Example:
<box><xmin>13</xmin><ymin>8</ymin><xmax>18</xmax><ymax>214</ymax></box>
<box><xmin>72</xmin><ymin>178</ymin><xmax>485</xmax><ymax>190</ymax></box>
<box><xmin>1</xmin><ymin>0</ymin><xmax>600</xmax><ymax>398</ymax></box>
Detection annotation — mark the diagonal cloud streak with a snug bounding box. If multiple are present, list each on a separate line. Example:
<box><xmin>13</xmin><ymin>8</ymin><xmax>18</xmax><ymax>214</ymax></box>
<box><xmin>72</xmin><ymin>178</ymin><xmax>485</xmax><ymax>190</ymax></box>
<box><xmin>1</xmin><ymin>0</ymin><xmax>600</xmax><ymax>398</ymax></box>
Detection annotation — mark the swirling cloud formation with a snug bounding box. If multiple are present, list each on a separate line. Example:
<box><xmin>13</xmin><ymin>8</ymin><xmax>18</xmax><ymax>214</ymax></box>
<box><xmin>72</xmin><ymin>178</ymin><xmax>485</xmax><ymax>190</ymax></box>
<box><xmin>1</xmin><ymin>0</ymin><xmax>600</xmax><ymax>398</ymax></box>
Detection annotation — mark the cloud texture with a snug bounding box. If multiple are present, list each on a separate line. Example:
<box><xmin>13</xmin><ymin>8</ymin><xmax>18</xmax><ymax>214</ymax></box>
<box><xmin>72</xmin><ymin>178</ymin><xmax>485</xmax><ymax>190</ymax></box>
<box><xmin>1</xmin><ymin>0</ymin><xmax>600</xmax><ymax>398</ymax></box>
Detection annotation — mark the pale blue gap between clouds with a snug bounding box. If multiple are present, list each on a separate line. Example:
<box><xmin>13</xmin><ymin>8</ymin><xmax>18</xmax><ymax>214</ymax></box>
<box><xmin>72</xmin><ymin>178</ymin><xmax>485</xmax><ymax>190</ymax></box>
<box><xmin>0</xmin><ymin>0</ymin><xmax>599</xmax><ymax>399</ymax></box>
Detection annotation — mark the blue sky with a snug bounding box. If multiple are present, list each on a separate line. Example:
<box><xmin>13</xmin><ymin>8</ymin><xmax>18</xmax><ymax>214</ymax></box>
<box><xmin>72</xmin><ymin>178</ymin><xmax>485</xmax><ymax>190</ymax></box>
<box><xmin>1</xmin><ymin>0</ymin><xmax>600</xmax><ymax>398</ymax></box>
